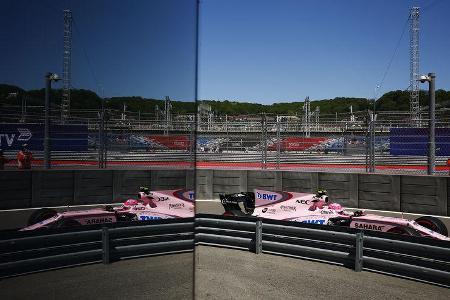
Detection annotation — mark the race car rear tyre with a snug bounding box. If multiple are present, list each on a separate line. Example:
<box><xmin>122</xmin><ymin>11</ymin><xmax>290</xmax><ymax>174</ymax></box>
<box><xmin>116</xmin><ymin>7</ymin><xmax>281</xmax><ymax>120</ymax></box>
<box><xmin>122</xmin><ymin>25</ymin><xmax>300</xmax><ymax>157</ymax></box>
<box><xmin>57</xmin><ymin>219</ymin><xmax>81</xmax><ymax>228</ymax></box>
<box><xmin>27</xmin><ymin>208</ymin><xmax>58</xmax><ymax>226</ymax></box>
<box><xmin>415</xmin><ymin>216</ymin><xmax>448</xmax><ymax>237</ymax></box>
<box><xmin>387</xmin><ymin>226</ymin><xmax>420</xmax><ymax>237</ymax></box>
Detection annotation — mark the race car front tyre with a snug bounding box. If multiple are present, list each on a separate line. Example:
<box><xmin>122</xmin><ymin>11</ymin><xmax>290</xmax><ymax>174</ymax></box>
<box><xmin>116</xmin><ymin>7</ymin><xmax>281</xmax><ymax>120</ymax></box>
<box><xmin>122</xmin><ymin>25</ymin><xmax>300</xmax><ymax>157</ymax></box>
<box><xmin>415</xmin><ymin>216</ymin><xmax>448</xmax><ymax>237</ymax></box>
<box><xmin>27</xmin><ymin>208</ymin><xmax>58</xmax><ymax>226</ymax></box>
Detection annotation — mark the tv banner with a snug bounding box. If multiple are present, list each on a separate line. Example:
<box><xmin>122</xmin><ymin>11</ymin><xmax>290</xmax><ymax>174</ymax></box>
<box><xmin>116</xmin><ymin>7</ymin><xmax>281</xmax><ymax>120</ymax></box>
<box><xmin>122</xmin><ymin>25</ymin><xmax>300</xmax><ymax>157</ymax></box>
<box><xmin>0</xmin><ymin>124</ymin><xmax>88</xmax><ymax>151</ymax></box>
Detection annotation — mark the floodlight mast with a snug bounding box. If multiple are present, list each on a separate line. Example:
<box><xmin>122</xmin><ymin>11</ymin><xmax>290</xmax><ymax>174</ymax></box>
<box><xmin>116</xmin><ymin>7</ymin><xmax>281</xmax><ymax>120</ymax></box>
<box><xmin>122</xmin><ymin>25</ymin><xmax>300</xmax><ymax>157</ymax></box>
<box><xmin>61</xmin><ymin>9</ymin><xmax>72</xmax><ymax>123</ymax></box>
<box><xmin>410</xmin><ymin>7</ymin><xmax>420</xmax><ymax>126</ymax></box>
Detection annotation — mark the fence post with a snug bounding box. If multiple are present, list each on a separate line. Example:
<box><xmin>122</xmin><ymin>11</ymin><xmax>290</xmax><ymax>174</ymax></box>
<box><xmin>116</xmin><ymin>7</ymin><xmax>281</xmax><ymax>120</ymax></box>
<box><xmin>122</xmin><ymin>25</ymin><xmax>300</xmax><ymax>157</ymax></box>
<box><xmin>102</xmin><ymin>227</ymin><xmax>110</xmax><ymax>264</ymax></box>
<box><xmin>276</xmin><ymin>117</ymin><xmax>281</xmax><ymax>170</ymax></box>
<box><xmin>354</xmin><ymin>231</ymin><xmax>363</xmax><ymax>272</ymax></box>
<box><xmin>255</xmin><ymin>218</ymin><xmax>262</xmax><ymax>254</ymax></box>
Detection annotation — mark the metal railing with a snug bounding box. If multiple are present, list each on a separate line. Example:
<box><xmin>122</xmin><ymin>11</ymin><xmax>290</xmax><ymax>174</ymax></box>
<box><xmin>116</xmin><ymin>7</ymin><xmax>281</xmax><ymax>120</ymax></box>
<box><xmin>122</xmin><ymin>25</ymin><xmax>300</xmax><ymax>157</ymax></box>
<box><xmin>0</xmin><ymin>218</ymin><xmax>194</xmax><ymax>278</ymax></box>
<box><xmin>195</xmin><ymin>214</ymin><xmax>450</xmax><ymax>288</ymax></box>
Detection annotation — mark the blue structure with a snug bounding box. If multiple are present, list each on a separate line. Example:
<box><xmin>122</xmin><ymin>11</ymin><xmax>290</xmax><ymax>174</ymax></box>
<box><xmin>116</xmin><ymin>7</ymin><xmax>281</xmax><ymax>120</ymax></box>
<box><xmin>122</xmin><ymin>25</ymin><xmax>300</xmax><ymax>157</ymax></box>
<box><xmin>390</xmin><ymin>128</ymin><xmax>450</xmax><ymax>156</ymax></box>
<box><xmin>0</xmin><ymin>124</ymin><xmax>88</xmax><ymax>151</ymax></box>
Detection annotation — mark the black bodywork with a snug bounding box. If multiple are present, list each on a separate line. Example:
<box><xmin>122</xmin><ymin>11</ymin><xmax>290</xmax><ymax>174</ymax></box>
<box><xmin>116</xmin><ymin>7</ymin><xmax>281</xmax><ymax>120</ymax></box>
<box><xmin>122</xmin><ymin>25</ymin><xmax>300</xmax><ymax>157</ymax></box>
<box><xmin>219</xmin><ymin>192</ymin><xmax>255</xmax><ymax>215</ymax></box>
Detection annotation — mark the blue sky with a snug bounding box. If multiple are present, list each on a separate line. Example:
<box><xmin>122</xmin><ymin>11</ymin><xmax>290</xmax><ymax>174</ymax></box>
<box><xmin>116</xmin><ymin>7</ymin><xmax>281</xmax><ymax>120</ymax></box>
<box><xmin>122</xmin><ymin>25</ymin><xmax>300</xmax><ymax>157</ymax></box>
<box><xmin>0</xmin><ymin>1</ymin><xmax>449</xmax><ymax>104</ymax></box>
<box><xmin>199</xmin><ymin>0</ymin><xmax>450</xmax><ymax>103</ymax></box>
<box><xmin>0</xmin><ymin>0</ymin><xmax>198</xmax><ymax>101</ymax></box>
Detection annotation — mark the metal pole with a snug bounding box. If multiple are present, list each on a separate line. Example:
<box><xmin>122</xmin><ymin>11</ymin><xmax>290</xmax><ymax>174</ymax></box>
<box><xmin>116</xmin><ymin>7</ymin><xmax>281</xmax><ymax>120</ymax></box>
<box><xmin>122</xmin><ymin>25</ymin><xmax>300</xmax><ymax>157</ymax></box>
<box><xmin>276</xmin><ymin>117</ymin><xmax>281</xmax><ymax>169</ymax></box>
<box><xmin>428</xmin><ymin>73</ymin><xmax>436</xmax><ymax>175</ymax></box>
<box><xmin>255</xmin><ymin>218</ymin><xmax>262</xmax><ymax>254</ymax></box>
<box><xmin>44</xmin><ymin>73</ymin><xmax>52</xmax><ymax>169</ymax></box>
<box><xmin>354</xmin><ymin>231</ymin><xmax>364</xmax><ymax>272</ymax></box>
<box><xmin>102</xmin><ymin>227</ymin><xmax>110</xmax><ymax>264</ymax></box>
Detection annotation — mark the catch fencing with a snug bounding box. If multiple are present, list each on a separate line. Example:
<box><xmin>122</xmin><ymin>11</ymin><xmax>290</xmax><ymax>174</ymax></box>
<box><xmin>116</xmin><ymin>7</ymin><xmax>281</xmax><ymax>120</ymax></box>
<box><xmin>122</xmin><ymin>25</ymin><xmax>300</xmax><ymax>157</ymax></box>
<box><xmin>196</xmin><ymin>214</ymin><xmax>450</xmax><ymax>288</ymax></box>
<box><xmin>0</xmin><ymin>218</ymin><xmax>194</xmax><ymax>278</ymax></box>
<box><xmin>1</xmin><ymin>105</ymin><xmax>450</xmax><ymax>175</ymax></box>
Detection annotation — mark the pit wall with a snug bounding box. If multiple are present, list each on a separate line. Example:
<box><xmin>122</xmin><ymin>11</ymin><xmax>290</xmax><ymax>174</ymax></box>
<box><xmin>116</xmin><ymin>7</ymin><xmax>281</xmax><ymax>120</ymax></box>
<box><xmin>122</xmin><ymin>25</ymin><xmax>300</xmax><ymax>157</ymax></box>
<box><xmin>0</xmin><ymin>169</ymin><xmax>448</xmax><ymax>216</ymax></box>
<box><xmin>196</xmin><ymin>170</ymin><xmax>449</xmax><ymax>216</ymax></box>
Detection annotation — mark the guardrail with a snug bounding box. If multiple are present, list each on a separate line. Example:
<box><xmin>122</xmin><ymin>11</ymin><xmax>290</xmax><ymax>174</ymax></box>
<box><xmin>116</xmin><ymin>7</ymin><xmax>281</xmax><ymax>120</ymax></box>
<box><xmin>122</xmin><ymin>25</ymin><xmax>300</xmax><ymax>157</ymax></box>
<box><xmin>195</xmin><ymin>214</ymin><xmax>450</xmax><ymax>288</ymax></box>
<box><xmin>0</xmin><ymin>218</ymin><xmax>194</xmax><ymax>278</ymax></box>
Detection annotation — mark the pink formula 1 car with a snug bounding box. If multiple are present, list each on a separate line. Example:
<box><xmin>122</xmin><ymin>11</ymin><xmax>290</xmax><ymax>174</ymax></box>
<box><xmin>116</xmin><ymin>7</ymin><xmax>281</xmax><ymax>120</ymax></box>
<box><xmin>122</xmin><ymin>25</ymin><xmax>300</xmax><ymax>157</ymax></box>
<box><xmin>220</xmin><ymin>189</ymin><xmax>450</xmax><ymax>241</ymax></box>
<box><xmin>21</xmin><ymin>188</ymin><xmax>194</xmax><ymax>231</ymax></box>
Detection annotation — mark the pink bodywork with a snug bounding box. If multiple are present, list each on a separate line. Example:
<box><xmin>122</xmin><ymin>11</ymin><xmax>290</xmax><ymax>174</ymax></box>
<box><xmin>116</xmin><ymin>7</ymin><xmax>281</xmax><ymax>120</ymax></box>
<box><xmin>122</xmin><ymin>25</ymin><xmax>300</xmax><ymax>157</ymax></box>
<box><xmin>251</xmin><ymin>189</ymin><xmax>450</xmax><ymax>241</ymax></box>
<box><xmin>21</xmin><ymin>189</ymin><xmax>194</xmax><ymax>231</ymax></box>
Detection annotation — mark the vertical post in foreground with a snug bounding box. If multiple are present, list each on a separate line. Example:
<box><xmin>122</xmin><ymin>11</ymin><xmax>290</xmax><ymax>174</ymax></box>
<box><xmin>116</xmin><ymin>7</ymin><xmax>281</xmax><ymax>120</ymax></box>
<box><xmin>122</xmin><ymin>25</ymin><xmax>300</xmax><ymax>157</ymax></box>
<box><xmin>44</xmin><ymin>73</ymin><xmax>52</xmax><ymax>169</ymax></box>
<box><xmin>255</xmin><ymin>218</ymin><xmax>262</xmax><ymax>254</ymax></box>
<box><xmin>102</xmin><ymin>227</ymin><xmax>110</xmax><ymax>264</ymax></box>
<box><xmin>354</xmin><ymin>231</ymin><xmax>363</xmax><ymax>272</ymax></box>
<box><xmin>427</xmin><ymin>73</ymin><xmax>436</xmax><ymax>175</ymax></box>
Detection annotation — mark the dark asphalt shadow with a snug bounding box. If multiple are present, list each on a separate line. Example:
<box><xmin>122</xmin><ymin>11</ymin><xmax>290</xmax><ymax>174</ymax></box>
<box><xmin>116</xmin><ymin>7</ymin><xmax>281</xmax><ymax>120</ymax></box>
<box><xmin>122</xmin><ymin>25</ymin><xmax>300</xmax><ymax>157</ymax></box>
<box><xmin>0</xmin><ymin>253</ymin><xmax>194</xmax><ymax>300</ymax></box>
<box><xmin>195</xmin><ymin>246</ymin><xmax>450</xmax><ymax>300</ymax></box>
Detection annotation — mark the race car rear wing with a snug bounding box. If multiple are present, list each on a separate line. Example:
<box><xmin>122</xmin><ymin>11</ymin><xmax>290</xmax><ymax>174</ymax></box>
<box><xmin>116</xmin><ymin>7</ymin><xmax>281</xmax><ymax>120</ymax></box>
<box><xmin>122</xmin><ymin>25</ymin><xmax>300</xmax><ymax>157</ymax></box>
<box><xmin>219</xmin><ymin>192</ymin><xmax>255</xmax><ymax>215</ymax></box>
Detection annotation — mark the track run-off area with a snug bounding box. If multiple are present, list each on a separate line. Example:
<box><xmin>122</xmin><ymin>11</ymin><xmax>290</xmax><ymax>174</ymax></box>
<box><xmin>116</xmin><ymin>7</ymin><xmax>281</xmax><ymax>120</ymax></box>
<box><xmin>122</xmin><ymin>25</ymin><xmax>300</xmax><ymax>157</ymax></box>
<box><xmin>2</xmin><ymin>151</ymin><xmax>450</xmax><ymax>174</ymax></box>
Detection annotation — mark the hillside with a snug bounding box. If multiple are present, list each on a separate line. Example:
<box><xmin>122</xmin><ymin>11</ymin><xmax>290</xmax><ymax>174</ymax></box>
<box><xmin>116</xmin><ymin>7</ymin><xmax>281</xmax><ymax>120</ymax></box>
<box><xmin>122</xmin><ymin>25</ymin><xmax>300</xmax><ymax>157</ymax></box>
<box><xmin>1</xmin><ymin>84</ymin><xmax>450</xmax><ymax>116</ymax></box>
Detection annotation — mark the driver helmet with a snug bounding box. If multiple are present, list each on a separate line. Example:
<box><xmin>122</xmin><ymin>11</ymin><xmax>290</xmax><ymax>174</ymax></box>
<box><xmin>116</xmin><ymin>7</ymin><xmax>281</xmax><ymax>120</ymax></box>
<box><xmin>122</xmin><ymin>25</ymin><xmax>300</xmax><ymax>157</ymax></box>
<box><xmin>328</xmin><ymin>203</ymin><xmax>342</xmax><ymax>210</ymax></box>
<box><xmin>316</xmin><ymin>189</ymin><xmax>327</xmax><ymax>198</ymax></box>
<box><xmin>124</xmin><ymin>199</ymin><xmax>139</xmax><ymax>206</ymax></box>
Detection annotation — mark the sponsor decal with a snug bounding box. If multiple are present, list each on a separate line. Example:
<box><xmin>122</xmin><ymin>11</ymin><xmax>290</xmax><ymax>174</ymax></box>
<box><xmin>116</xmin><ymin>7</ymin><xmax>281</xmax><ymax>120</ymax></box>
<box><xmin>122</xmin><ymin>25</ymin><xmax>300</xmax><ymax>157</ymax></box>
<box><xmin>354</xmin><ymin>222</ymin><xmax>384</xmax><ymax>231</ymax></box>
<box><xmin>133</xmin><ymin>206</ymin><xmax>145</xmax><ymax>210</ymax></box>
<box><xmin>157</xmin><ymin>197</ymin><xmax>169</xmax><ymax>202</ymax></box>
<box><xmin>85</xmin><ymin>217</ymin><xmax>114</xmax><ymax>225</ymax></box>
<box><xmin>186</xmin><ymin>191</ymin><xmax>195</xmax><ymax>200</ymax></box>
<box><xmin>256</xmin><ymin>192</ymin><xmax>278</xmax><ymax>201</ymax></box>
<box><xmin>320</xmin><ymin>210</ymin><xmax>334</xmax><ymax>214</ymax></box>
<box><xmin>17</xmin><ymin>128</ymin><xmax>32</xmax><ymax>141</ymax></box>
<box><xmin>296</xmin><ymin>199</ymin><xmax>311</xmax><ymax>205</ymax></box>
<box><xmin>0</xmin><ymin>128</ymin><xmax>32</xmax><ymax>147</ymax></box>
<box><xmin>174</xmin><ymin>190</ymin><xmax>195</xmax><ymax>201</ymax></box>
<box><xmin>140</xmin><ymin>215</ymin><xmax>162</xmax><ymax>220</ymax></box>
<box><xmin>261</xmin><ymin>207</ymin><xmax>276</xmax><ymax>214</ymax></box>
<box><xmin>301</xmin><ymin>219</ymin><xmax>326</xmax><ymax>225</ymax></box>
<box><xmin>280</xmin><ymin>205</ymin><xmax>296</xmax><ymax>212</ymax></box>
<box><xmin>169</xmin><ymin>203</ymin><xmax>185</xmax><ymax>209</ymax></box>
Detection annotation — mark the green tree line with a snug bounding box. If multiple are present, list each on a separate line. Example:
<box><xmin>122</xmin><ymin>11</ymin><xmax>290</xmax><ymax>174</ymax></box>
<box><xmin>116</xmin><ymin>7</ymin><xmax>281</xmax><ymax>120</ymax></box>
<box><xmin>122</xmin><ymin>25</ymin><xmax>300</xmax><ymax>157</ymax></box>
<box><xmin>1</xmin><ymin>84</ymin><xmax>450</xmax><ymax>116</ymax></box>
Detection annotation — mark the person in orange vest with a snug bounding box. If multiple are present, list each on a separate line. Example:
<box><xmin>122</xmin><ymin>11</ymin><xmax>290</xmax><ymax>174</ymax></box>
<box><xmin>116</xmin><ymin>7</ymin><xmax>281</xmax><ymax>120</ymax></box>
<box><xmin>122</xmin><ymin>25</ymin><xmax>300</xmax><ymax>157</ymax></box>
<box><xmin>0</xmin><ymin>149</ymin><xmax>9</xmax><ymax>170</ymax></box>
<box><xmin>17</xmin><ymin>144</ymin><xmax>33</xmax><ymax>169</ymax></box>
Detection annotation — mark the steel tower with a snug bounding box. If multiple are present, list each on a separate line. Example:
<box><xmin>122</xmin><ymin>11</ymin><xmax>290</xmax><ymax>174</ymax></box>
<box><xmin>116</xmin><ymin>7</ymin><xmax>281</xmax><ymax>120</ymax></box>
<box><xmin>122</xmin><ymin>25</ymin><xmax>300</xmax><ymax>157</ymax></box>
<box><xmin>410</xmin><ymin>7</ymin><xmax>420</xmax><ymax>125</ymax></box>
<box><xmin>303</xmin><ymin>96</ymin><xmax>311</xmax><ymax>137</ymax></box>
<box><xmin>61</xmin><ymin>9</ymin><xmax>73</xmax><ymax>122</ymax></box>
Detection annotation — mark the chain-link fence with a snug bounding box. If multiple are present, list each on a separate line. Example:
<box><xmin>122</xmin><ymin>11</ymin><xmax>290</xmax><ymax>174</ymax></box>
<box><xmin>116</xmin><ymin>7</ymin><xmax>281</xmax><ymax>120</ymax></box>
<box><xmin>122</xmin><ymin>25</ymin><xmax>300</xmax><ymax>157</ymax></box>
<box><xmin>366</xmin><ymin>112</ymin><xmax>450</xmax><ymax>175</ymax></box>
<box><xmin>0</xmin><ymin>106</ymin><xmax>196</xmax><ymax>170</ymax></box>
<box><xmin>1</xmin><ymin>105</ymin><xmax>449</xmax><ymax>175</ymax></box>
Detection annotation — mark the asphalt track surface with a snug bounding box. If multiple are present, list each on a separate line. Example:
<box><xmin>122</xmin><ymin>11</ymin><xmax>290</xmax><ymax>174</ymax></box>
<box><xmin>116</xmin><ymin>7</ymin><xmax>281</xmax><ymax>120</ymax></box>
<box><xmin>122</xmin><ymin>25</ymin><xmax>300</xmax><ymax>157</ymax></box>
<box><xmin>0</xmin><ymin>253</ymin><xmax>194</xmax><ymax>300</ymax></box>
<box><xmin>195</xmin><ymin>246</ymin><xmax>450</xmax><ymax>300</ymax></box>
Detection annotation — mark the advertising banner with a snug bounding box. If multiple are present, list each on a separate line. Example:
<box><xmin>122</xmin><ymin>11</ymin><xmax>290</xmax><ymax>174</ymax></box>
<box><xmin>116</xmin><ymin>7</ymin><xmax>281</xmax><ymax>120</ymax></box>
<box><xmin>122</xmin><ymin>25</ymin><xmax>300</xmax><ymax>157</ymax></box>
<box><xmin>0</xmin><ymin>124</ymin><xmax>88</xmax><ymax>151</ymax></box>
<box><xmin>390</xmin><ymin>128</ymin><xmax>450</xmax><ymax>156</ymax></box>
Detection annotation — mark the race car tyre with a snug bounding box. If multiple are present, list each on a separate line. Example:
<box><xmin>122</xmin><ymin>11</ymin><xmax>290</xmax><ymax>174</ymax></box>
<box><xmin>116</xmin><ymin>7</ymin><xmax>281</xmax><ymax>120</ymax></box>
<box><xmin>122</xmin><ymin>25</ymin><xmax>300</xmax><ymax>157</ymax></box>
<box><xmin>387</xmin><ymin>226</ymin><xmax>420</xmax><ymax>237</ymax></box>
<box><xmin>56</xmin><ymin>219</ymin><xmax>81</xmax><ymax>228</ymax></box>
<box><xmin>415</xmin><ymin>216</ymin><xmax>448</xmax><ymax>237</ymax></box>
<box><xmin>27</xmin><ymin>208</ymin><xmax>58</xmax><ymax>226</ymax></box>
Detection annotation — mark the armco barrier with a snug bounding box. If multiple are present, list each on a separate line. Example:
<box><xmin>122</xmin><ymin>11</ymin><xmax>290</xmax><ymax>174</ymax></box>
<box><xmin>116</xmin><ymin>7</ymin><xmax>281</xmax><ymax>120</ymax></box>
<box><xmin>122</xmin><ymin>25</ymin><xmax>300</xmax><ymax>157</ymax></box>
<box><xmin>0</xmin><ymin>218</ymin><xmax>194</xmax><ymax>278</ymax></box>
<box><xmin>195</xmin><ymin>214</ymin><xmax>450</xmax><ymax>288</ymax></box>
